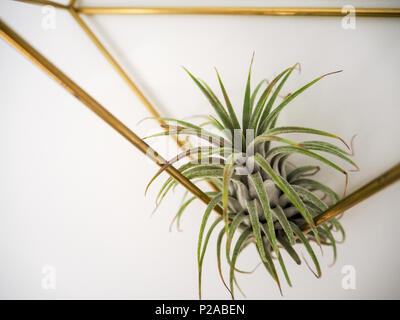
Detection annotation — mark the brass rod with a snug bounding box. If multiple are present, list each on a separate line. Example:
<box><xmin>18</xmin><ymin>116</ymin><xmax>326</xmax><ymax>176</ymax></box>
<box><xmin>0</xmin><ymin>19</ymin><xmax>222</xmax><ymax>215</ymax></box>
<box><xmin>13</xmin><ymin>0</ymin><xmax>68</xmax><ymax>10</ymax></box>
<box><xmin>68</xmin><ymin>8</ymin><xmax>160</xmax><ymax>119</ymax></box>
<box><xmin>68</xmin><ymin>7</ymin><xmax>217</xmax><ymax>191</ymax></box>
<box><xmin>76</xmin><ymin>7</ymin><xmax>400</xmax><ymax>17</ymax></box>
<box><xmin>12</xmin><ymin>2</ymin><xmax>400</xmax><ymax>18</ymax></box>
<box><xmin>301</xmin><ymin>163</ymin><xmax>400</xmax><ymax>233</ymax></box>
<box><xmin>67</xmin><ymin>8</ymin><xmax>218</xmax><ymax>191</ymax></box>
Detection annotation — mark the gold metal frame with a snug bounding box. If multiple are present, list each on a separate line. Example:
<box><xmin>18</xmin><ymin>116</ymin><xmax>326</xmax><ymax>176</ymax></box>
<box><xmin>76</xmin><ymin>7</ymin><xmax>400</xmax><ymax>17</ymax></box>
<box><xmin>13</xmin><ymin>1</ymin><xmax>400</xmax><ymax>17</ymax></box>
<box><xmin>2</xmin><ymin>1</ymin><xmax>400</xmax><ymax>233</ymax></box>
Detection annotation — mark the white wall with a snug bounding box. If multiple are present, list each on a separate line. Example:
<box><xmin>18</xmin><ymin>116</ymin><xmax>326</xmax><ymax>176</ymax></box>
<box><xmin>0</xmin><ymin>0</ymin><xmax>399</xmax><ymax>299</ymax></box>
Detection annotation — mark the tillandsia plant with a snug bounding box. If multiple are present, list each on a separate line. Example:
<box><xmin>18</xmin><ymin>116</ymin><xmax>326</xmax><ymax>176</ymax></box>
<box><xmin>143</xmin><ymin>57</ymin><xmax>358</xmax><ymax>299</ymax></box>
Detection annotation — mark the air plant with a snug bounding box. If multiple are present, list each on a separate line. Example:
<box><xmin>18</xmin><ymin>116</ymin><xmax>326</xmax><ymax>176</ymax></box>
<box><xmin>143</xmin><ymin>57</ymin><xmax>358</xmax><ymax>299</ymax></box>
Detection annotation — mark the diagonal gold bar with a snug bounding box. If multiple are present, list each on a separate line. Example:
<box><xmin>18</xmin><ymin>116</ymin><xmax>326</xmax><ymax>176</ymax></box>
<box><xmin>302</xmin><ymin>162</ymin><xmax>400</xmax><ymax>233</ymax></box>
<box><xmin>77</xmin><ymin>7</ymin><xmax>400</xmax><ymax>17</ymax></box>
<box><xmin>16</xmin><ymin>0</ymin><xmax>197</xmax><ymax>167</ymax></box>
<box><xmin>1</xmin><ymin>19</ymin><xmax>399</xmax><ymax>234</ymax></box>
<box><xmin>67</xmin><ymin>8</ymin><xmax>160</xmax><ymax>119</ymax></box>
<box><xmin>67</xmin><ymin>7</ymin><xmax>218</xmax><ymax>191</ymax></box>
<box><xmin>0</xmin><ymin>19</ymin><xmax>222</xmax><ymax>215</ymax></box>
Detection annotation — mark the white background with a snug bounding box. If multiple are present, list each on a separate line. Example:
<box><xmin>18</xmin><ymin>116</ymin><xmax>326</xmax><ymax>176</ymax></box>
<box><xmin>1</xmin><ymin>0</ymin><xmax>399</xmax><ymax>299</ymax></box>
